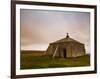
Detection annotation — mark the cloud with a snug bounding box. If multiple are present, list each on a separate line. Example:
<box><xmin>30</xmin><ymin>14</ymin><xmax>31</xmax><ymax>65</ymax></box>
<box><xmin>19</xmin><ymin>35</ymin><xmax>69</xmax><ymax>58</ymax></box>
<box><xmin>20</xmin><ymin>9</ymin><xmax>90</xmax><ymax>51</ymax></box>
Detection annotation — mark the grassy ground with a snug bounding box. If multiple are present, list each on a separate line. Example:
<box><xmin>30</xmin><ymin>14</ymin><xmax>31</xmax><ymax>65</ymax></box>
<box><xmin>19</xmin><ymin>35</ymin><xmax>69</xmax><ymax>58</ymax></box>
<box><xmin>21</xmin><ymin>51</ymin><xmax>90</xmax><ymax>69</ymax></box>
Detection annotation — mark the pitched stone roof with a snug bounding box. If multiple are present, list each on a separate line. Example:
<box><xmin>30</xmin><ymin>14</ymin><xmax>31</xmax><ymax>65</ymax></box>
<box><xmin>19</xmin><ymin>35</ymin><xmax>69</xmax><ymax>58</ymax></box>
<box><xmin>50</xmin><ymin>33</ymin><xmax>83</xmax><ymax>44</ymax></box>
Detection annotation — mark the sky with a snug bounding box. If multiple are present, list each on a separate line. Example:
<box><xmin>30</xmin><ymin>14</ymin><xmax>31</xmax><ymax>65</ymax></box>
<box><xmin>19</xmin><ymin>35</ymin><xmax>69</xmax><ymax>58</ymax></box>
<box><xmin>20</xmin><ymin>9</ymin><xmax>90</xmax><ymax>53</ymax></box>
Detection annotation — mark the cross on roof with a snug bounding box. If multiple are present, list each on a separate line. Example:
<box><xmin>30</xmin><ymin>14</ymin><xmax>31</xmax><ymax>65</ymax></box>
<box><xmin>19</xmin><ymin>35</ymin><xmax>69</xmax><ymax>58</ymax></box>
<box><xmin>66</xmin><ymin>33</ymin><xmax>69</xmax><ymax>38</ymax></box>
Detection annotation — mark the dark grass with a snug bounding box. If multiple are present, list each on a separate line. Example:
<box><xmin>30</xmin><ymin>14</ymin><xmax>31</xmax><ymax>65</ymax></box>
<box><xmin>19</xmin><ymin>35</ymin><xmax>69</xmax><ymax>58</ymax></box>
<box><xmin>20</xmin><ymin>51</ymin><xmax>90</xmax><ymax>69</ymax></box>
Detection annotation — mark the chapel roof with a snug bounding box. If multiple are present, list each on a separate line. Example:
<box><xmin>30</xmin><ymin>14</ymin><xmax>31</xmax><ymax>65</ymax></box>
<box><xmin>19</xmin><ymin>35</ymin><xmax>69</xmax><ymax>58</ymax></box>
<box><xmin>50</xmin><ymin>33</ymin><xmax>83</xmax><ymax>44</ymax></box>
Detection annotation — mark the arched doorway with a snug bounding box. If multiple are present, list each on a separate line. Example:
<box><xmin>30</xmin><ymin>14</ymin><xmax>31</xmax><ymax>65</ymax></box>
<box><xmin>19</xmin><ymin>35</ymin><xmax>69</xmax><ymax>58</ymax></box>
<box><xmin>63</xmin><ymin>48</ymin><xmax>67</xmax><ymax>58</ymax></box>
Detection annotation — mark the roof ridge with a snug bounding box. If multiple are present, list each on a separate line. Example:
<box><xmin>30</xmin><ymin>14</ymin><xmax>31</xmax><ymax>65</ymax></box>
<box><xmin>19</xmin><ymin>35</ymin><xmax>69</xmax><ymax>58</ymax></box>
<box><xmin>50</xmin><ymin>37</ymin><xmax>83</xmax><ymax>44</ymax></box>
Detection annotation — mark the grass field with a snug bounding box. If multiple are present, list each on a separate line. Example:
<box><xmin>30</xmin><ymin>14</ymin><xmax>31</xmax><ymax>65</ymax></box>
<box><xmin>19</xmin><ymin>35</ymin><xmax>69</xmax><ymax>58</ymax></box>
<box><xmin>21</xmin><ymin>51</ymin><xmax>90</xmax><ymax>69</ymax></box>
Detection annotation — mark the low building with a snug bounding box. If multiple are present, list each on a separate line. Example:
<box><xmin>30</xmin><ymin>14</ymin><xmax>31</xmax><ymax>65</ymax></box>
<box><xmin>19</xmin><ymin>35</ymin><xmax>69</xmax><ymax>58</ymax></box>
<box><xmin>46</xmin><ymin>33</ymin><xmax>86</xmax><ymax>58</ymax></box>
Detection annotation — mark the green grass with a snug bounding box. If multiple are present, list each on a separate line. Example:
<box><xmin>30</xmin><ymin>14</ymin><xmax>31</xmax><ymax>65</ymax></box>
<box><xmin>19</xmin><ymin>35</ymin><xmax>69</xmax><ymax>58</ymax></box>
<box><xmin>21</xmin><ymin>51</ymin><xmax>90</xmax><ymax>69</ymax></box>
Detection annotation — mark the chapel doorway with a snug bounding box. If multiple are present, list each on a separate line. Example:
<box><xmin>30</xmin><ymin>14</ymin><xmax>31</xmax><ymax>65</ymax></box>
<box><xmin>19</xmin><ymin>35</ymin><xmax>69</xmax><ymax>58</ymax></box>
<box><xmin>63</xmin><ymin>48</ymin><xmax>67</xmax><ymax>58</ymax></box>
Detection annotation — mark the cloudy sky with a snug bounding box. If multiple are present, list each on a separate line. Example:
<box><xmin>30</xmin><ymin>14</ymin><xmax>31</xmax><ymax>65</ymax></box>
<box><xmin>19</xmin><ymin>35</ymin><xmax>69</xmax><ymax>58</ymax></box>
<box><xmin>20</xmin><ymin>9</ymin><xmax>90</xmax><ymax>53</ymax></box>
